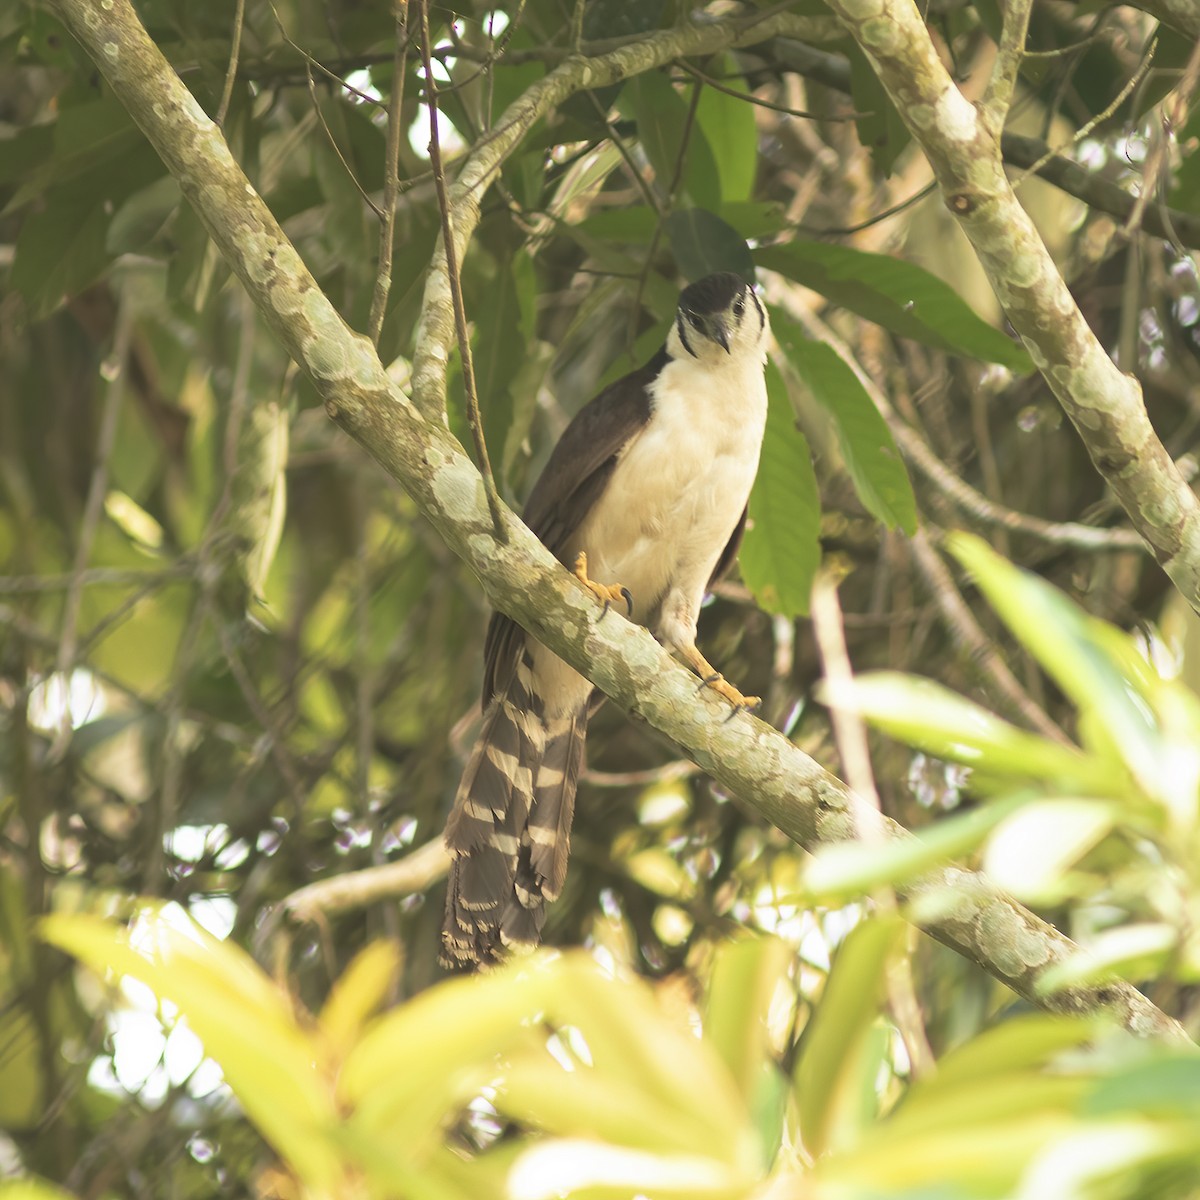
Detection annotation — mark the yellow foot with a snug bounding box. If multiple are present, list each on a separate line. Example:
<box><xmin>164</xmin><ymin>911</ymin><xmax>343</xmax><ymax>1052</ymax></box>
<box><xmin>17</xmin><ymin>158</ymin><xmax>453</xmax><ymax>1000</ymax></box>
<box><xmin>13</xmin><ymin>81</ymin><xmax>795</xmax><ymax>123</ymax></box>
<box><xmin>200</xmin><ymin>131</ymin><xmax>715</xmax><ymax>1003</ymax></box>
<box><xmin>678</xmin><ymin>643</ymin><xmax>760</xmax><ymax>712</ymax></box>
<box><xmin>573</xmin><ymin>552</ymin><xmax>633</xmax><ymax>617</ymax></box>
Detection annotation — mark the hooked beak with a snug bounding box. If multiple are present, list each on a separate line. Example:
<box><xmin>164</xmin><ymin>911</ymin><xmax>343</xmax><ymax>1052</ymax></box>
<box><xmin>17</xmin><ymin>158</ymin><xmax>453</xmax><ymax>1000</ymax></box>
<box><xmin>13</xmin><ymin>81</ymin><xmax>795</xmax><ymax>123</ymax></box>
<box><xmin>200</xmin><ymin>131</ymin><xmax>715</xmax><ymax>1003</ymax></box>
<box><xmin>704</xmin><ymin>315</ymin><xmax>731</xmax><ymax>354</ymax></box>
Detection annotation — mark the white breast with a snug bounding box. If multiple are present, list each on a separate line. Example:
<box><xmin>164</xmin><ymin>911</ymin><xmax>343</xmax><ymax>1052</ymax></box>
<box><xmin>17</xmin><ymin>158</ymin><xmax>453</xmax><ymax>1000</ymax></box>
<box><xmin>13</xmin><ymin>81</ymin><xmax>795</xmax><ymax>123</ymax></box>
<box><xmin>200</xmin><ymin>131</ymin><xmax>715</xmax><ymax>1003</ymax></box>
<box><xmin>570</xmin><ymin>350</ymin><xmax>768</xmax><ymax>626</ymax></box>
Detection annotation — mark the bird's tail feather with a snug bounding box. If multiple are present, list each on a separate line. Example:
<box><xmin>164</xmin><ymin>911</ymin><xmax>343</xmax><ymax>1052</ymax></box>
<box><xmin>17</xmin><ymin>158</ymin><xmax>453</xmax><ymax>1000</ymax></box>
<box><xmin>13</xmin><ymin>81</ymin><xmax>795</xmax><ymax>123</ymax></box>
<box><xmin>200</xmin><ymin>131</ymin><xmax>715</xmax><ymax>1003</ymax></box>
<box><xmin>442</xmin><ymin>655</ymin><xmax>588</xmax><ymax>969</ymax></box>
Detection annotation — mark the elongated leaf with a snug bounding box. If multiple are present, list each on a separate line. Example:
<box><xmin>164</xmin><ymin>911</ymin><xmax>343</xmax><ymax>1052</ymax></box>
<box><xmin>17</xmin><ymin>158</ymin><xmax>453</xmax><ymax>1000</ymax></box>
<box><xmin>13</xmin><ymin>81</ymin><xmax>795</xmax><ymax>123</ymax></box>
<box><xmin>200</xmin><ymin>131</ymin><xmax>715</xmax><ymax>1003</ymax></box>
<box><xmin>666</xmin><ymin>208</ymin><xmax>756</xmax><ymax>283</ymax></box>
<box><xmin>824</xmin><ymin>671</ymin><xmax>1127</xmax><ymax>796</ymax></box>
<box><xmin>933</xmin><ymin>1014</ymin><xmax>1098</xmax><ymax>1089</ymax></box>
<box><xmin>41</xmin><ymin>910</ymin><xmax>342</xmax><ymax>1191</ymax></box>
<box><xmin>847</xmin><ymin>43</ymin><xmax>911</xmax><ymax>177</ymax></box>
<box><xmin>1036</xmin><ymin>923</ymin><xmax>1179</xmax><ymax>993</ymax></box>
<box><xmin>703</xmin><ymin>938</ymin><xmax>790</xmax><ymax>1127</ymax></box>
<box><xmin>318</xmin><ymin>940</ymin><xmax>401</xmax><ymax>1059</ymax></box>
<box><xmin>771</xmin><ymin>309</ymin><xmax>917</xmax><ymax>534</ymax></box>
<box><xmin>695</xmin><ymin>56</ymin><xmax>758</xmax><ymax>204</ymax></box>
<box><xmin>793</xmin><ymin>916</ymin><xmax>901</xmax><ymax>1158</ymax></box>
<box><xmin>945</xmin><ymin>534</ymin><xmax>1164</xmax><ymax>796</ymax></box>
<box><xmin>627</xmin><ymin>71</ymin><xmax>721</xmax><ymax>211</ymax></box>
<box><xmin>474</xmin><ymin>250</ymin><xmax>533</xmax><ymax>489</ymax></box>
<box><xmin>574</xmin><ymin>200</ymin><xmax>786</xmax><ymax>245</ymax></box>
<box><xmin>756</xmin><ymin>242</ymin><xmax>1033</xmax><ymax>371</ymax></box>
<box><xmin>740</xmin><ymin>360</ymin><xmax>820</xmax><ymax>615</ymax></box>
<box><xmin>802</xmin><ymin>794</ymin><xmax>1027</xmax><ymax>903</ymax></box>
<box><xmin>0</xmin><ymin>1183</ymin><xmax>76</xmax><ymax>1200</ymax></box>
<box><xmin>983</xmin><ymin>798</ymin><xmax>1117</xmax><ymax>901</ymax></box>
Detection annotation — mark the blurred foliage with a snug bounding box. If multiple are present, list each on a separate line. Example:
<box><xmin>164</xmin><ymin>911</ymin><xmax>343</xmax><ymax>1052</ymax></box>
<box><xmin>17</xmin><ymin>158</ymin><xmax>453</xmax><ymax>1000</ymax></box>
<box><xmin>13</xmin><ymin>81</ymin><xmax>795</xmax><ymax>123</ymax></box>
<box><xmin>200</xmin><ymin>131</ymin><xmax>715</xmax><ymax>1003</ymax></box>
<box><xmin>2</xmin><ymin>0</ymin><xmax>1200</xmax><ymax>1195</ymax></box>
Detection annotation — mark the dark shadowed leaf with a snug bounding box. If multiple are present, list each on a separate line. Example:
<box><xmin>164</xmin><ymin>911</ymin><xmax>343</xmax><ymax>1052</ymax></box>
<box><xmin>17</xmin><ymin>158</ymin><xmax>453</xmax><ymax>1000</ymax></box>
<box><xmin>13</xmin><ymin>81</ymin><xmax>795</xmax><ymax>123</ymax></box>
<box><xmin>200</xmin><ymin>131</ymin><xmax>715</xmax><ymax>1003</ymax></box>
<box><xmin>847</xmin><ymin>43</ymin><xmax>911</xmax><ymax>177</ymax></box>
<box><xmin>667</xmin><ymin>208</ymin><xmax>756</xmax><ymax>283</ymax></box>
<box><xmin>627</xmin><ymin>71</ymin><xmax>721</xmax><ymax>211</ymax></box>
<box><xmin>756</xmin><ymin>242</ymin><xmax>1033</xmax><ymax>371</ymax></box>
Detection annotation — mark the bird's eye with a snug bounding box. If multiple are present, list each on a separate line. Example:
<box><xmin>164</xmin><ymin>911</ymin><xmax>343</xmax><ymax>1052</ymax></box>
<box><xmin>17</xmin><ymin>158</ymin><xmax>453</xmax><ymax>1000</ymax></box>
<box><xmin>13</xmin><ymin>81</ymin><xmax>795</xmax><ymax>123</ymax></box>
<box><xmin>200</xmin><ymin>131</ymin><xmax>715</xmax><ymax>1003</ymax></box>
<box><xmin>687</xmin><ymin>312</ymin><xmax>702</xmax><ymax>327</ymax></box>
<box><xmin>733</xmin><ymin>296</ymin><xmax>745</xmax><ymax>318</ymax></box>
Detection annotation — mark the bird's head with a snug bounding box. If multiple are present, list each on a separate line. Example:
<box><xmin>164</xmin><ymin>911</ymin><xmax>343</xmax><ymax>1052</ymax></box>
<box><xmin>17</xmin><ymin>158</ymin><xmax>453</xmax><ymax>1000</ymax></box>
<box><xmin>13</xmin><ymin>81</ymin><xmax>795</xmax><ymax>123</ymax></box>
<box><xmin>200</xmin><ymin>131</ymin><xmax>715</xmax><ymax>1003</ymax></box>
<box><xmin>669</xmin><ymin>272</ymin><xmax>768</xmax><ymax>363</ymax></box>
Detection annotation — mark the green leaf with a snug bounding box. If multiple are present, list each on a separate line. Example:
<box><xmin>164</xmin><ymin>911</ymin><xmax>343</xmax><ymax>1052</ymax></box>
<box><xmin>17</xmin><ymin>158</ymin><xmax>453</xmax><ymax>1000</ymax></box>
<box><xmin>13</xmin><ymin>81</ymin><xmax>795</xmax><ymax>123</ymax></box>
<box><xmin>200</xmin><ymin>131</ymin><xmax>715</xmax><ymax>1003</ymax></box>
<box><xmin>945</xmin><ymin>534</ymin><xmax>1164</xmax><ymax>795</ymax></box>
<box><xmin>792</xmin><ymin>916</ymin><xmax>901</xmax><ymax>1158</ymax></box>
<box><xmin>12</xmin><ymin>199</ymin><xmax>111</xmax><ymax>321</ymax></box>
<box><xmin>983</xmin><ymin>798</ymin><xmax>1117</xmax><ymax>902</ymax></box>
<box><xmin>1037</xmin><ymin>923</ymin><xmax>1179</xmax><ymax>993</ymax></box>
<box><xmin>847</xmin><ymin>43</ymin><xmax>912</xmax><ymax>177</ymax></box>
<box><xmin>771</xmin><ymin>309</ymin><xmax>917</xmax><ymax>534</ymax></box>
<box><xmin>703</xmin><ymin>937</ymin><xmax>790</xmax><ymax>1109</ymax></box>
<box><xmin>627</xmin><ymin>71</ymin><xmax>721</xmax><ymax>211</ymax></box>
<box><xmin>933</xmin><ymin>1015</ymin><xmax>1099</xmax><ymax>1089</ymax></box>
<box><xmin>740</xmin><ymin>360</ymin><xmax>820</xmax><ymax>616</ymax></box>
<box><xmin>41</xmin><ymin>909</ymin><xmax>343</xmax><ymax>1191</ymax></box>
<box><xmin>574</xmin><ymin>201</ymin><xmax>786</xmax><ymax>246</ymax></box>
<box><xmin>801</xmin><ymin>794</ymin><xmax>1026</xmax><ymax>903</ymax></box>
<box><xmin>755</xmin><ymin>242</ymin><xmax>1033</xmax><ymax>371</ymax></box>
<box><xmin>1086</xmin><ymin>1057</ymin><xmax>1200</xmax><ymax>1120</ymax></box>
<box><xmin>474</xmin><ymin>251</ymin><xmax>529</xmax><ymax>489</ymax></box>
<box><xmin>666</xmin><ymin>208</ymin><xmax>756</xmax><ymax>285</ymax></box>
<box><xmin>824</xmin><ymin>671</ymin><xmax>1125</xmax><ymax>795</ymax></box>
<box><xmin>0</xmin><ymin>1182</ymin><xmax>77</xmax><ymax>1200</ymax></box>
<box><xmin>695</xmin><ymin>55</ymin><xmax>758</xmax><ymax>204</ymax></box>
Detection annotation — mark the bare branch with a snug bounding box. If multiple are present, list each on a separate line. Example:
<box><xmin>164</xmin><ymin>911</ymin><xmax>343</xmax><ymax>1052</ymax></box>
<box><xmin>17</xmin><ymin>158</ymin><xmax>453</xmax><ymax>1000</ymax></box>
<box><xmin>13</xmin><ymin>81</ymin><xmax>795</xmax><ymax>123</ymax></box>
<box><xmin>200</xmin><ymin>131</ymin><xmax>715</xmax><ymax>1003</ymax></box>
<box><xmin>825</xmin><ymin>0</ymin><xmax>1200</xmax><ymax>608</ymax></box>
<box><xmin>980</xmin><ymin>0</ymin><xmax>1032</xmax><ymax>133</ymax></box>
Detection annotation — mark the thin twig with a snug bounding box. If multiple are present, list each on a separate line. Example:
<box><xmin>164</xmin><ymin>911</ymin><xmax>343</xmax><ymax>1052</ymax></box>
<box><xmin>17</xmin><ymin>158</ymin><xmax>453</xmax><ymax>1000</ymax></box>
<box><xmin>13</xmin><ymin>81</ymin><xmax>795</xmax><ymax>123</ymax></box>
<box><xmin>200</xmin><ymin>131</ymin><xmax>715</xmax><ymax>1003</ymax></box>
<box><xmin>1012</xmin><ymin>36</ymin><xmax>1159</xmax><ymax>190</ymax></box>
<box><xmin>890</xmin><ymin>418</ymin><xmax>1147</xmax><ymax>552</ymax></box>
<box><xmin>0</xmin><ymin>565</ymin><xmax>195</xmax><ymax>594</ymax></box>
<box><xmin>810</xmin><ymin>574</ymin><xmax>936</xmax><ymax>1079</ymax></box>
<box><xmin>280</xmin><ymin>837</ymin><xmax>450</xmax><ymax>920</ymax></box>
<box><xmin>418</xmin><ymin>0</ymin><xmax>506</xmax><ymax>538</ymax></box>
<box><xmin>581</xmin><ymin>760</ymin><xmax>700</xmax><ymax>788</ymax></box>
<box><xmin>909</xmin><ymin>529</ymin><xmax>1072</xmax><ymax>745</ymax></box>
<box><xmin>304</xmin><ymin>60</ymin><xmax>385</xmax><ymax>220</ymax></box>
<box><xmin>1123</xmin><ymin>37</ymin><xmax>1200</xmax><ymax>242</ymax></box>
<box><xmin>675</xmin><ymin>59</ymin><xmax>838</xmax><ymax>121</ymax></box>
<box><xmin>215</xmin><ymin>0</ymin><xmax>246</xmax><ymax>127</ymax></box>
<box><xmin>368</xmin><ymin>0</ymin><xmax>409</xmax><ymax>345</ymax></box>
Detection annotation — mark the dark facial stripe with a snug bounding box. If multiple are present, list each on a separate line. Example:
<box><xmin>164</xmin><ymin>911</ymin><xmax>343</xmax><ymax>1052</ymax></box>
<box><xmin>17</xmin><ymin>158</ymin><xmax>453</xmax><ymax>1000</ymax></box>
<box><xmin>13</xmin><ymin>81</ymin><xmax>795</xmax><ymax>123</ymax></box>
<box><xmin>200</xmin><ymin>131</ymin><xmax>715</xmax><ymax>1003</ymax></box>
<box><xmin>748</xmin><ymin>287</ymin><xmax>765</xmax><ymax>334</ymax></box>
<box><xmin>676</xmin><ymin>312</ymin><xmax>698</xmax><ymax>358</ymax></box>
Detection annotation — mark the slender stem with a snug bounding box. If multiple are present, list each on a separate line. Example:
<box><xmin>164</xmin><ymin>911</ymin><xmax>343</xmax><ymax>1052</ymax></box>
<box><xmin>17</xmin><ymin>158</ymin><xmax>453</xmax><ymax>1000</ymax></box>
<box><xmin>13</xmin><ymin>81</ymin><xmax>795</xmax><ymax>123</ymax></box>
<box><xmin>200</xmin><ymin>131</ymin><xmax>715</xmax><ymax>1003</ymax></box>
<box><xmin>368</xmin><ymin>1</ymin><xmax>409</xmax><ymax>345</ymax></box>
<box><xmin>215</xmin><ymin>0</ymin><xmax>246</xmax><ymax>127</ymax></box>
<box><xmin>418</xmin><ymin>0</ymin><xmax>506</xmax><ymax>538</ymax></box>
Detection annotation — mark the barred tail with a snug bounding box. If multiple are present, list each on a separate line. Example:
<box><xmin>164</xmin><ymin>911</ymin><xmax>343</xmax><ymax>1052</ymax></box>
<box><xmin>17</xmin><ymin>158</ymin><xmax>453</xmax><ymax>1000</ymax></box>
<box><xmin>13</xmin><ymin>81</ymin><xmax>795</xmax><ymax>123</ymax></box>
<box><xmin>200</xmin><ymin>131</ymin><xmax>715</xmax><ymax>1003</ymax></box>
<box><xmin>441</xmin><ymin>655</ymin><xmax>588</xmax><ymax>969</ymax></box>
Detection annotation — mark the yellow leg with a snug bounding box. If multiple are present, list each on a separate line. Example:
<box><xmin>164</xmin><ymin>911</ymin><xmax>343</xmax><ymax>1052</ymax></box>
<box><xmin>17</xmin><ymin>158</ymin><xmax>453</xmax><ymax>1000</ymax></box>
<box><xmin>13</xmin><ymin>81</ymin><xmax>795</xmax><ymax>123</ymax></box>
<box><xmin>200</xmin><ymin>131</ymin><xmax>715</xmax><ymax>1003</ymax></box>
<box><xmin>677</xmin><ymin>643</ymin><xmax>761</xmax><ymax>712</ymax></box>
<box><xmin>573</xmin><ymin>552</ymin><xmax>633</xmax><ymax>617</ymax></box>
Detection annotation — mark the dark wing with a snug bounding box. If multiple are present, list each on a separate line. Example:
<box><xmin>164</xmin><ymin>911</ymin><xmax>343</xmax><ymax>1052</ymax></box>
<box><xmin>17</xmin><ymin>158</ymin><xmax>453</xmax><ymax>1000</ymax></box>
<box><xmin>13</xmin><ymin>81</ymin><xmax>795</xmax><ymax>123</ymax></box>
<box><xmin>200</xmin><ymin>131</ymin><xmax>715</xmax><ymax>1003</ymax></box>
<box><xmin>482</xmin><ymin>348</ymin><xmax>666</xmax><ymax>705</ymax></box>
<box><xmin>709</xmin><ymin>507</ymin><xmax>748</xmax><ymax>588</ymax></box>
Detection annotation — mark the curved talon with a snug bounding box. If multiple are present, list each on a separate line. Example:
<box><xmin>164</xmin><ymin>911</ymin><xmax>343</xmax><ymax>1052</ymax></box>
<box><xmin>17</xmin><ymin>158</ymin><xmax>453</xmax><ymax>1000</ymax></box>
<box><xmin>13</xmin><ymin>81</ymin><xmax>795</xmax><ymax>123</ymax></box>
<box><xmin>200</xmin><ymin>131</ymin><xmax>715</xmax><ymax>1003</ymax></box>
<box><xmin>680</xmin><ymin>645</ymin><xmax>758</xmax><ymax>714</ymax></box>
<box><xmin>573</xmin><ymin>552</ymin><xmax>633</xmax><ymax>620</ymax></box>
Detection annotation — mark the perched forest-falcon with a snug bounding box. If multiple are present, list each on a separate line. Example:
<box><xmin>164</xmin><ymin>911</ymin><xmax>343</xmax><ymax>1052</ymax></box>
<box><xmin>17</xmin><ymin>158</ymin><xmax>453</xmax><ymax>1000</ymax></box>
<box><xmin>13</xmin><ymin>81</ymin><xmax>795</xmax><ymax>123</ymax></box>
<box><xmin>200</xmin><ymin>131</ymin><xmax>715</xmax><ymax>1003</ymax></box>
<box><xmin>441</xmin><ymin>272</ymin><xmax>770</xmax><ymax>969</ymax></box>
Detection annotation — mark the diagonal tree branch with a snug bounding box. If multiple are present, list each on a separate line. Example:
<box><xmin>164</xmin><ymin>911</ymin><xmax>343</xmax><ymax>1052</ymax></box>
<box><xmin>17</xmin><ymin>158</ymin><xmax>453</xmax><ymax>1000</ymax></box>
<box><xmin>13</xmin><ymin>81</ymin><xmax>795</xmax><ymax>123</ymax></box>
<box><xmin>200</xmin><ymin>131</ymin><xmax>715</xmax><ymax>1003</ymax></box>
<box><xmin>47</xmin><ymin>0</ymin><xmax>1191</xmax><ymax>1045</ymax></box>
<box><xmin>823</xmin><ymin>0</ymin><xmax>1200</xmax><ymax>609</ymax></box>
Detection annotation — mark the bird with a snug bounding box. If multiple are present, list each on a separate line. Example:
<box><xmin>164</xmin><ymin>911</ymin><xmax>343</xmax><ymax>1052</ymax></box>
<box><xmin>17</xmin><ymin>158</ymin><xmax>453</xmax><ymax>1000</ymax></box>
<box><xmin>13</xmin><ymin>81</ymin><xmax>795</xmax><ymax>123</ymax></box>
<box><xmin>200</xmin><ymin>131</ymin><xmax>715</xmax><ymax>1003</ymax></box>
<box><xmin>441</xmin><ymin>271</ymin><xmax>770</xmax><ymax>969</ymax></box>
